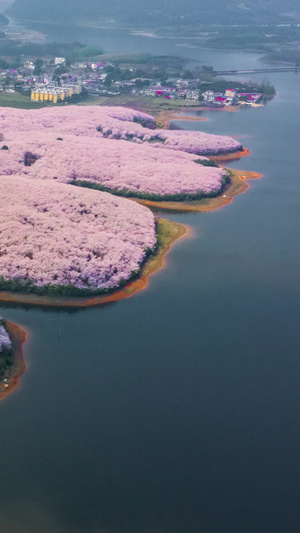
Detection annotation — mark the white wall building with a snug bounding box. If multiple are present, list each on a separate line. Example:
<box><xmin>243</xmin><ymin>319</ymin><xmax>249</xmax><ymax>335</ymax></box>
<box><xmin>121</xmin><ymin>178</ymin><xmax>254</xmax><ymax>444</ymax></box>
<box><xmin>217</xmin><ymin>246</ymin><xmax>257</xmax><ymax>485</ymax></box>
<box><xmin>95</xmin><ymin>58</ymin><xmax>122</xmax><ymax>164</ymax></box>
<box><xmin>54</xmin><ymin>57</ymin><xmax>66</xmax><ymax>65</ymax></box>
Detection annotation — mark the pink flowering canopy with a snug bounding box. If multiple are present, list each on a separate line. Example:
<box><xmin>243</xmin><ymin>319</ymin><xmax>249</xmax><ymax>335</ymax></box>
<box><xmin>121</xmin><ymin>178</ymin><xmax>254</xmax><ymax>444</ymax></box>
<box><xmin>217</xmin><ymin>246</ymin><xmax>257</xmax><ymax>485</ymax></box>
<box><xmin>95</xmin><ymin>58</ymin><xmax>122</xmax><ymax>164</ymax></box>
<box><xmin>1</xmin><ymin>131</ymin><xmax>226</xmax><ymax>197</ymax></box>
<box><xmin>0</xmin><ymin>105</ymin><xmax>242</xmax><ymax>297</ymax></box>
<box><xmin>0</xmin><ymin>177</ymin><xmax>156</xmax><ymax>292</ymax></box>
<box><xmin>0</xmin><ymin>105</ymin><xmax>242</xmax><ymax>156</ymax></box>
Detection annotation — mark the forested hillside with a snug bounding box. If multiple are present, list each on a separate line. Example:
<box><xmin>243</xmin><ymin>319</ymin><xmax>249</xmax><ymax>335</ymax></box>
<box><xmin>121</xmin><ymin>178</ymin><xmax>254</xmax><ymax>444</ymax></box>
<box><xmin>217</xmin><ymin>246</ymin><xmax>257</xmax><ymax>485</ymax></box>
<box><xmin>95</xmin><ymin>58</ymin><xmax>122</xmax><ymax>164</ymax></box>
<box><xmin>9</xmin><ymin>0</ymin><xmax>300</xmax><ymax>27</ymax></box>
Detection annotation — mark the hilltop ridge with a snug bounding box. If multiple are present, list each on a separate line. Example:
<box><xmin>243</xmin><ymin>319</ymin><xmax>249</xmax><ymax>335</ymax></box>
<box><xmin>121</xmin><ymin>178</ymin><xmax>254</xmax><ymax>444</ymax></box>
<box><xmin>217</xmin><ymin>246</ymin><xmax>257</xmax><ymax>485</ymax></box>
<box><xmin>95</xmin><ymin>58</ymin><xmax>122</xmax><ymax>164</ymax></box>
<box><xmin>9</xmin><ymin>0</ymin><xmax>300</xmax><ymax>27</ymax></box>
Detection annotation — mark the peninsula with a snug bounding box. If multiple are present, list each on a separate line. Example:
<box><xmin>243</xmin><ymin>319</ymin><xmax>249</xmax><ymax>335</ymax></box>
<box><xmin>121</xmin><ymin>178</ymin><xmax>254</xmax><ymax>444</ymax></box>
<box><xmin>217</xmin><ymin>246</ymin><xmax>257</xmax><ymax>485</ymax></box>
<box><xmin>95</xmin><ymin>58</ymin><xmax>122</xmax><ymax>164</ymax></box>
<box><xmin>0</xmin><ymin>104</ymin><xmax>256</xmax><ymax>305</ymax></box>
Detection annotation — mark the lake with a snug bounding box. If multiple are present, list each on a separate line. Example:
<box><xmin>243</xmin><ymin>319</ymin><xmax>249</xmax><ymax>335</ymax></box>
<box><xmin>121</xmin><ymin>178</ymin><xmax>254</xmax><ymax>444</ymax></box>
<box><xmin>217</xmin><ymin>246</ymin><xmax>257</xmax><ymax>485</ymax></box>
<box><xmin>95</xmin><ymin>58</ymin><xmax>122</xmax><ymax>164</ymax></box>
<box><xmin>0</xmin><ymin>23</ymin><xmax>300</xmax><ymax>533</ymax></box>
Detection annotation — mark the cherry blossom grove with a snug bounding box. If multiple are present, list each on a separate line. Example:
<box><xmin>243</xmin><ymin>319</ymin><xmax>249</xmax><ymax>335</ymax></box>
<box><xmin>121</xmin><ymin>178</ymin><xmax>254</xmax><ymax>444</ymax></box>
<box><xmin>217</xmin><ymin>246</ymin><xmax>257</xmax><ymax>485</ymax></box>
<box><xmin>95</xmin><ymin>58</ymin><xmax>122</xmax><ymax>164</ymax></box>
<box><xmin>0</xmin><ymin>177</ymin><xmax>156</xmax><ymax>292</ymax></box>
<box><xmin>1</xmin><ymin>131</ymin><xmax>227</xmax><ymax>197</ymax></box>
<box><xmin>0</xmin><ymin>105</ymin><xmax>242</xmax><ymax>155</ymax></box>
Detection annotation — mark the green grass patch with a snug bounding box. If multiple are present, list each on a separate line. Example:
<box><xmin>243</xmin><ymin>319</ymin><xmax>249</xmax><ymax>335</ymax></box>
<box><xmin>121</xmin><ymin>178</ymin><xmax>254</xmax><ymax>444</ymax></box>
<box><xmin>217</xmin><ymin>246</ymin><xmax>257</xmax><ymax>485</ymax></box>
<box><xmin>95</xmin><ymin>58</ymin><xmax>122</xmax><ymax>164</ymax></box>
<box><xmin>0</xmin><ymin>91</ymin><xmax>47</xmax><ymax>109</ymax></box>
<box><xmin>79</xmin><ymin>94</ymin><xmax>201</xmax><ymax>114</ymax></box>
<box><xmin>194</xmin><ymin>158</ymin><xmax>219</xmax><ymax>167</ymax></box>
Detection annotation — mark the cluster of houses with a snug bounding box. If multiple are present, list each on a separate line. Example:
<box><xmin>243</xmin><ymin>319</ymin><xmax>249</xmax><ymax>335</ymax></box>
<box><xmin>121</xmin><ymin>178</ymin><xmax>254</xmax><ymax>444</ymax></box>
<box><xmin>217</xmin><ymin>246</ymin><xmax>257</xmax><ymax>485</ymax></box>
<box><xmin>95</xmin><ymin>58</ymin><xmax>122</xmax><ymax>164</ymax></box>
<box><xmin>105</xmin><ymin>78</ymin><xmax>262</xmax><ymax>105</ymax></box>
<box><xmin>136</xmin><ymin>85</ymin><xmax>200</xmax><ymax>100</ymax></box>
<box><xmin>0</xmin><ymin>57</ymin><xmax>104</xmax><ymax>97</ymax></box>
<box><xmin>203</xmin><ymin>88</ymin><xmax>263</xmax><ymax>107</ymax></box>
<box><xmin>111</xmin><ymin>77</ymin><xmax>201</xmax><ymax>100</ymax></box>
<box><xmin>130</xmin><ymin>85</ymin><xmax>262</xmax><ymax>106</ymax></box>
<box><xmin>0</xmin><ymin>55</ymin><xmax>264</xmax><ymax>107</ymax></box>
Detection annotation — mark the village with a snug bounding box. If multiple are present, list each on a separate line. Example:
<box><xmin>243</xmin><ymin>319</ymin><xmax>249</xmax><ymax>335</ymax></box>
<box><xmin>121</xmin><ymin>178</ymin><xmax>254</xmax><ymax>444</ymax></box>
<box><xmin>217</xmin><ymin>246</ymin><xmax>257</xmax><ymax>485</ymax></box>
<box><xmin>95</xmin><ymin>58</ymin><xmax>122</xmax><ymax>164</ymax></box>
<box><xmin>0</xmin><ymin>55</ymin><xmax>267</xmax><ymax>106</ymax></box>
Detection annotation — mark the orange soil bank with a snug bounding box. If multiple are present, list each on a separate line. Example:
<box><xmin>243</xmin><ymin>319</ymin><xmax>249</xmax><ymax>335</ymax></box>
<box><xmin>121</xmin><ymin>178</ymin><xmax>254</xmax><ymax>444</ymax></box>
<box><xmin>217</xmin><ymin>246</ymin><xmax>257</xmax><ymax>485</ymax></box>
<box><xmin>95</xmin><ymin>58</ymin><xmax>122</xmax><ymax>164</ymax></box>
<box><xmin>134</xmin><ymin>168</ymin><xmax>262</xmax><ymax>213</ymax></box>
<box><xmin>156</xmin><ymin>105</ymin><xmax>243</xmax><ymax>128</ymax></box>
<box><xmin>169</xmin><ymin>115</ymin><xmax>208</xmax><ymax>122</ymax></box>
<box><xmin>210</xmin><ymin>147</ymin><xmax>250</xmax><ymax>162</ymax></box>
<box><xmin>156</xmin><ymin>109</ymin><xmax>208</xmax><ymax>128</ymax></box>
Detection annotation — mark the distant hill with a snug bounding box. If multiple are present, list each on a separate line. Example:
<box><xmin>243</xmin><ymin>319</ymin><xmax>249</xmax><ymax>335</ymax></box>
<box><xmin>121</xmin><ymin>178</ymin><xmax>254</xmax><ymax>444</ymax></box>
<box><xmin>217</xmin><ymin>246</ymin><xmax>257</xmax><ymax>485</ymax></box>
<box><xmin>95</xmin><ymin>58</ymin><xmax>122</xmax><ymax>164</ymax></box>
<box><xmin>9</xmin><ymin>0</ymin><xmax>300</xmax><ymax>27</ymax></box>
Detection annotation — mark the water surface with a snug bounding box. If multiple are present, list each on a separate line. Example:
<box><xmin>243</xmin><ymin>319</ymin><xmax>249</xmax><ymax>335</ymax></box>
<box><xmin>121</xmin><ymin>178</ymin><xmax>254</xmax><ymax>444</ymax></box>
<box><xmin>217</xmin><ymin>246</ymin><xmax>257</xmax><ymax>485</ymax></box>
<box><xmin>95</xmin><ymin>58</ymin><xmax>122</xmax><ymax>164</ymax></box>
<box><xmin>0</xmin><ymin>31</ymin><xmax>300</xmax><ymax>533</ymax></box>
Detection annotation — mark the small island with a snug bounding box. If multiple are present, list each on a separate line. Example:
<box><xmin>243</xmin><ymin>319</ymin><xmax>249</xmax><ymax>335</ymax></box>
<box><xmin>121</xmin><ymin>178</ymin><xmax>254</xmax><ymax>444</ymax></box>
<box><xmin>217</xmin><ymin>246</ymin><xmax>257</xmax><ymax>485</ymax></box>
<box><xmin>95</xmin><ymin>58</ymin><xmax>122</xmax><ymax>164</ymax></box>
<box><xmin>0</xmin><ymin>317</ymin><xmax>26</xmax><ymax>399</ymax></box>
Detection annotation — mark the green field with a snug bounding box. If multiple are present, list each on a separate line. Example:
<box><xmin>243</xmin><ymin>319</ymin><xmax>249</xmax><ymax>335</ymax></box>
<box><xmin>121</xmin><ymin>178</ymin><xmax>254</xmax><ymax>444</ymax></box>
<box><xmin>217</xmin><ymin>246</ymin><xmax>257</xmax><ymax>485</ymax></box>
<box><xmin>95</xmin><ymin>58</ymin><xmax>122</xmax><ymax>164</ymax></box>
<box><xmin>79</xmin><ymin>94</ymin><xmax>201</xmax><ymax>114</ymax></box>
<box><xmin>0</xmin><ymin>91</ymin><xmax>202</xmax><ymax>113</ymax></box>
<box><xmin>0</xmin><ymin>91</ymin><xmax>47</xmax><ymax>109</ymax></box>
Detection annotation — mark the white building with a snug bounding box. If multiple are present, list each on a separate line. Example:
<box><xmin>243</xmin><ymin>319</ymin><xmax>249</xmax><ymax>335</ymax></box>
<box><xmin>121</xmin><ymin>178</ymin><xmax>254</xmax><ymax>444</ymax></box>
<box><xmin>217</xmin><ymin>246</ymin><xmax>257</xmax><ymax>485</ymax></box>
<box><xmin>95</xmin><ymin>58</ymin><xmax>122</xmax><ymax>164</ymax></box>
<box><xmin>225</xmin><ymin>89</ymin><xmax>236</xmax><ymax>98</ymax></box>
<box><xmin>203</xmin><ymin>90</ymin><xmax>215</xmax><ymax>102</ymax></box>
<box><xmin>186</xmin><ymin>90</ymin><xmax>200</xmax><ymax>100</ymax></box>
<box><xmin>54</xmin><ymin>57</ymin><xmax>66</xmax><ymax>65</ymax></box>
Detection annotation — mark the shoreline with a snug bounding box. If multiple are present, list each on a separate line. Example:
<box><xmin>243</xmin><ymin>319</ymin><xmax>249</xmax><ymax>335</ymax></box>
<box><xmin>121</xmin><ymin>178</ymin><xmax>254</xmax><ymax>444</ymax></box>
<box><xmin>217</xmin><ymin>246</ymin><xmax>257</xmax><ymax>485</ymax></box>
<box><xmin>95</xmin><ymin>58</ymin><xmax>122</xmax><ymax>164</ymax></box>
<box><xmin>156</xmin><ymin>106</ymin><xmax>241</xmax><ymax>128</ymax></box>
<box><xmin>0</xmin><ymin>321</ymin><xmax>27</xmax><ymax>400</ymax></box>
<box><xmin>156</xmin><ymin>109</ymin><xmax>208</xmax><ymax>128</ymax></box>
<box><xmin>133</xmin><ymin>168</ymin><xmax>262</xmax><ymax>212</ymax></box>
<box><xmin>210</xmin><ymin>147</ymin><xmax>250</xmax><ymax>162</ymax></box>
<box><xmin>0</xmin><ymin>218</ymin><xmax>192</xmax><ymax>308</ymax></box>
<box><xmin>0</xmin><ymin>167</ymin><xmax>258</xmax><ymax>306</ymax></box>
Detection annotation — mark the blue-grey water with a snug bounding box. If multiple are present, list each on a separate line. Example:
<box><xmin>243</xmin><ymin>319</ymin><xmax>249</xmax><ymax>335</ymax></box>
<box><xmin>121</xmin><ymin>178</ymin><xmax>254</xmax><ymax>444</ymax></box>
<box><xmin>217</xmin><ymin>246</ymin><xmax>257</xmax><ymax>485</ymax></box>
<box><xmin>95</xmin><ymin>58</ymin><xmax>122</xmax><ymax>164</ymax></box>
<box><xmin>0</xmin><ymin>22</ymin><xmax>300</xmax><ymax>533</ymax></box>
